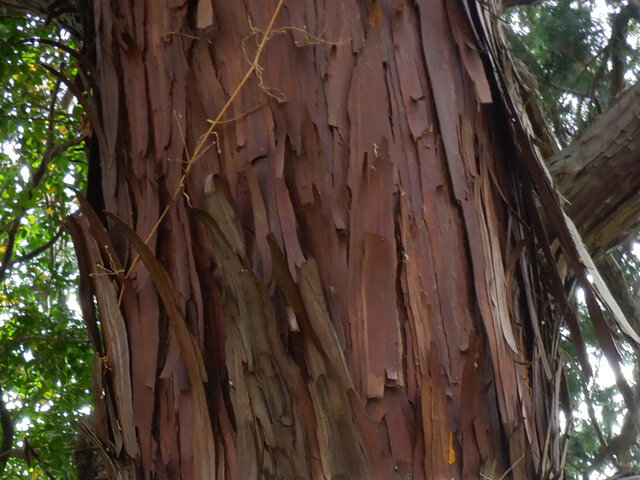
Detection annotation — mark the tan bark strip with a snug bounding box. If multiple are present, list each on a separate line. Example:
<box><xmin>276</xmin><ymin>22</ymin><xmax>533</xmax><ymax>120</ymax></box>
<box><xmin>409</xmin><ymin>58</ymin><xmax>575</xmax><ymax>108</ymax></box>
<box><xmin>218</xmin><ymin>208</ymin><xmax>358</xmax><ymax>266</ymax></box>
<box><xmin>76</xmin><ymin>194</ymin><xmax>160</xmax><ymax>469</ymax></box>
<box><xmin>67</xmin><ymin>214</ymin><xmax>137</xmax><ymax>458</ymax></box>
<box><xmin>106</xmin><ymin>213</ymin><xmax>216</xmax><ymax>478</ymax></box>
<box><xmin>468</xmin><ymin>0</ymin><xmax>640</xmax><ymax>437</ymax></box>
<box><xmin>298</xmin><ymin>259</ymin><xmax>353</xmax><ymax>388</ymax></box>
<box><xmin>65</xmin><ymin>213</ymin><xmax>102</xmax><ymax>355</ymax></box>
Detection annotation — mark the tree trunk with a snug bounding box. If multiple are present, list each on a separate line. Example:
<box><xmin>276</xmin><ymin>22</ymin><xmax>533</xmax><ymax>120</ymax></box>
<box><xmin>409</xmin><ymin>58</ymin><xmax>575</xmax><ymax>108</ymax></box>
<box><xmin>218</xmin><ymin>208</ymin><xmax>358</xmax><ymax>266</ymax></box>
<box><xmin>63</xmin><ymin>0</ymin><xmax>617</xmax><ymax>478</ymax></box>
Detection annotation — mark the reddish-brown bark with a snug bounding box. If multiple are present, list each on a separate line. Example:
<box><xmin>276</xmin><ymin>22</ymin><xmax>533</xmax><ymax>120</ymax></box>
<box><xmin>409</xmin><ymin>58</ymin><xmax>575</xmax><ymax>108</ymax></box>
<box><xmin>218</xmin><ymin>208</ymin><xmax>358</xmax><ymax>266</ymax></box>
<box><xmin>60</xmin><ymin>0</ymin><xmax>635</xmax><ymax>479</ymax></box>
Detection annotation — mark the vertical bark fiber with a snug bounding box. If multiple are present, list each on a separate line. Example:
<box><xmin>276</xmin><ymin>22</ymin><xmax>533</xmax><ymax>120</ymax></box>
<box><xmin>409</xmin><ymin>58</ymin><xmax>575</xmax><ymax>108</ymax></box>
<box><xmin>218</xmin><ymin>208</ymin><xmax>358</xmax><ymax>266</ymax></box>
<box><xmin>70</xmin><ymin>1</ymin><xmax>572</xmax><ymax>478</ymax></box>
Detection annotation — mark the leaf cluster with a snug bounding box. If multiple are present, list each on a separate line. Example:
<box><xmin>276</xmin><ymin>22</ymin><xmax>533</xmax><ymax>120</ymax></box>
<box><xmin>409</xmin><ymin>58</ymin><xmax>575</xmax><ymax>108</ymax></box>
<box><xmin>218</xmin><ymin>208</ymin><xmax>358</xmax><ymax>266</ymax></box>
<box><xmin>505</xmin><ymin>0</ymin><xmax>640</xmax><ymax>146</ymax></box>
<box><xmin>0</xmin><ymin>9</ymin><xmax>91</xmax><ymax>479</ymax></box>
<box><xmin>506</xmin><ymin>2</ymin><xmax>640</xmax><ymax>478</ymax></box>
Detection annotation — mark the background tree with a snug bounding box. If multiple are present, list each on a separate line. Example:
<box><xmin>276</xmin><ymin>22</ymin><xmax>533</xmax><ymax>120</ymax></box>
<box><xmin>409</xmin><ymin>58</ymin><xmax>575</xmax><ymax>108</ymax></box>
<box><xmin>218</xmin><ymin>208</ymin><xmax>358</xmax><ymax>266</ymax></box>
<box><xmin>0</xmin><ymin>1</ymin><xmax>639</xmax><ymax>479</ymax></box>
<box><xmin>506</xmin><ymin>2</ymin><xmax>640</xmax><ymax>477</ymax></box>
<box><xmin>0</xmin><ymin>13</ymin><xmax>91</xmax><ymax>479</ymax></box>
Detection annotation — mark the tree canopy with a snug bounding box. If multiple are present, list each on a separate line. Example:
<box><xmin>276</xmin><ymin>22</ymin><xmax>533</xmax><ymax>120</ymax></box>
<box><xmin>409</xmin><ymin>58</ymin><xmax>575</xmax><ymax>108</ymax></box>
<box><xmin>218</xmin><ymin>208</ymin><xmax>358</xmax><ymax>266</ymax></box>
<box><xmin>0</xmin><ymin>11</ymin><xmax>91</xmax><ymax>479</ymax></box>
<box><xmin>506</xmin><ymin>0</ymin><xmax>640</xmax><ymax>147</ymax></box>
<box><xmin>0</xmin><ymin>1</ymin><xmax>639</xmax><ymax>479</ymax></box>
<box><xmin>507</xmin><ymin>2</ymin><xmax>640</xmax><ymax>477</ymax></box>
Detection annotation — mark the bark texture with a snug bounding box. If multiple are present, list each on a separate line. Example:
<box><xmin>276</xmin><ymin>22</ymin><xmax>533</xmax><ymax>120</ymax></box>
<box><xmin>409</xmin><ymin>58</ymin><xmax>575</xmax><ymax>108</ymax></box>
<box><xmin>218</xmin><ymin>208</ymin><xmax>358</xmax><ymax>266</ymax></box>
<box><xmin>548</xmin><ymin>81</ymin><xmax>640</xmax><ymax>257</ymax></box>
<box><xmin>60</xmin><ymin>0</ymin><xmax>635</xmax><ymax>479</ymax></box>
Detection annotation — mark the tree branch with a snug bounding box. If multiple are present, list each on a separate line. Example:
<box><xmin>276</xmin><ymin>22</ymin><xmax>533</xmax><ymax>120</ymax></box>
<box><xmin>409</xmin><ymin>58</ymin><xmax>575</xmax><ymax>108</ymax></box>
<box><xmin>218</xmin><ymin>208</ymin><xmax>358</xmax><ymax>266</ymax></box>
<box><xmin>0</xmin><ymin>334</ymin><xmax>90</xmax><ymax>360</ymax></box>
<box><xmin>547</xmin><ymin>80</ymin><xmax>640</xmax><ymax>257</ymax></box>
<box><xmin>0</xmin><ymin>385</ymin><xmax>14</xmax><ymax>476</ymax></box>
<box><xmin>0</xmin><ymin>74</ymin><xmax>83</xmax><ymax>284</ymax></box>
<box><xmin>502</xmin><ymin>0</ymin><xmax>542</xmax><ymax>7</ymax></box>
<box><xmin>608</xmin><ymin>1</ymin><xmax>640</xmax><ymax>98</ymax></box>
<box><xmin>0</xmin><ymin>0</ymin><xmax>82</xmax><ymax>37</ymax></box>
<box><xmin>7</xmin><ymin>226</ymin><xmax>64</xmax><ymax>268</ymax></box>
<box><xmin>23</xmin><ymin>438</ymin><xmax>56</xmax><ymax>479</ymax></box>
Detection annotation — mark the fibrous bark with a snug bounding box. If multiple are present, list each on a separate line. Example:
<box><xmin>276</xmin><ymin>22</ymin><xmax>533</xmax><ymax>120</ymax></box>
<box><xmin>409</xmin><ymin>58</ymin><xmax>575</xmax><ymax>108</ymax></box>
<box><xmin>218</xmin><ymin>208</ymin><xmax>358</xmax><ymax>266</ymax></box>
<box><xmin>5</xmin><ymin>0</ymin><xmax>638</xmax><ymax>478</ymax></box>
<box><xmin>52</xmin><ymin>0</ymin><xmax>638</xmax><ymax>479</ymax></box>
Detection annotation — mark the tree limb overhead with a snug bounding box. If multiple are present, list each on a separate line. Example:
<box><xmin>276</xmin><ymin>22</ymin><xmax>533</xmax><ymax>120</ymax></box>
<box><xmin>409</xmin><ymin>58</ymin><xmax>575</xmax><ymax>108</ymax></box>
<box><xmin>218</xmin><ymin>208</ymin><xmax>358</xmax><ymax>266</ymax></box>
<box><xmin>548</xmin><ymin>81</ymin><xmax>640</xmax><ymax>257</ymax></box>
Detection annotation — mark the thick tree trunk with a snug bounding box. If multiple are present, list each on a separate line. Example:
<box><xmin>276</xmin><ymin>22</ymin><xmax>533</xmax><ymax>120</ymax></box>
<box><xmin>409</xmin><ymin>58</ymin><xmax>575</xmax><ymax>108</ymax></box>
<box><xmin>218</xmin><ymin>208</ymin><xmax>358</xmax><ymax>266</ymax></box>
<box><xmin>62</xmin><ymin>0</ymin><xmax>621</xmax><ymax>479</ymax></box>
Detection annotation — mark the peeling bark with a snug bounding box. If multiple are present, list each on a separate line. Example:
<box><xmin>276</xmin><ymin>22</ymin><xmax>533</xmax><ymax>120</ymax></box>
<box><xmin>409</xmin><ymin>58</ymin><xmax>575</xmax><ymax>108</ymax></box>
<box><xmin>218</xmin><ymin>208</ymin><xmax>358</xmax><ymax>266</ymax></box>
<box><xmin>4</xmin><ymin>0</ymin><xmax>636</xmax><ymax>477</ymax></box>
<box><xmin>47</xmin><ymin>0</ymin><xmax>635</xmax><ymax>479</ymax></box>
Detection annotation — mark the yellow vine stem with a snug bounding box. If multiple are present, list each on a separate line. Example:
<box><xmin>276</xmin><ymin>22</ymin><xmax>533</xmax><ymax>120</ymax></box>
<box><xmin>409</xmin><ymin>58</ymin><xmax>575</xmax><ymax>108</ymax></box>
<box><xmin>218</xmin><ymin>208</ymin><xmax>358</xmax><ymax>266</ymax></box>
<box><xmin>479</xmin><ymin>454</ymin><xmax>525</xmax><ymax>480</ymax></box>
<box><xmin>120</xmin><ymin>0</ymin><xmax>284</xmax><ymax>288</ymax></box>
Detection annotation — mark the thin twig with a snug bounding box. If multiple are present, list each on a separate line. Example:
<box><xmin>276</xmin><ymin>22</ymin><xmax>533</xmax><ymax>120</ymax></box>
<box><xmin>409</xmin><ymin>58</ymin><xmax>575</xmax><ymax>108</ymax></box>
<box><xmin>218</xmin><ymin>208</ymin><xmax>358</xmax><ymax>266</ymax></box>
<box><xmin>0</xmin><ymin>334</ymin><xmax>90</xmax><ymax>360</ymax></box>
<box><xmin>0</xmin><ymin>76</ymin><xmax>64</xmax><ymax>284</ymax></box>
<box><xmin>121</xmin><ymin>0</ymin><xmax>284</xmax><ymax>283</ymax></box>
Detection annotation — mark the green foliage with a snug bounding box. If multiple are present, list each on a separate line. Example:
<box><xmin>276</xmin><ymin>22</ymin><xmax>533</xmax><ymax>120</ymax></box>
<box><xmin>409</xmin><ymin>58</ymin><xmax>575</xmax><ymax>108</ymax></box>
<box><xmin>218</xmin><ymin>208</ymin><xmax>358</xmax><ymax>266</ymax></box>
<box><xmin>0</xmin><ymin>2</ymin><xmax>639</xmax><ymax>479</ymax></box>
<box><xmin>505</xmin><ymin>0</ymin><xmax>640</xmax><ymax>146</ymax></box>
<box><xmin>0</xmin><ymin>10</ymin><xmax>91</xmax><ymax>479</ymax></box>
<box><xmin>506</xmin><ymin>2</ymin><xmax>640</xmax><ymax>478</ymax></box>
